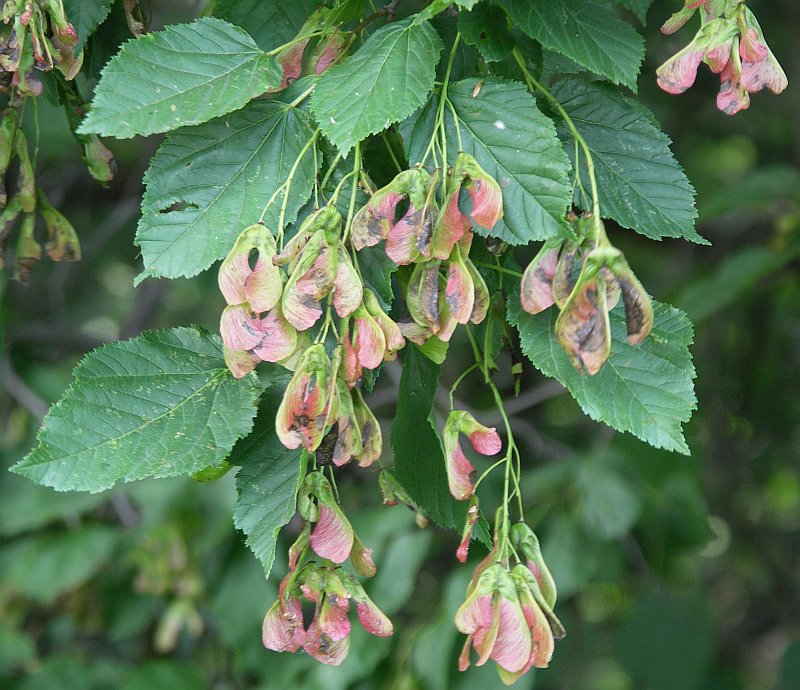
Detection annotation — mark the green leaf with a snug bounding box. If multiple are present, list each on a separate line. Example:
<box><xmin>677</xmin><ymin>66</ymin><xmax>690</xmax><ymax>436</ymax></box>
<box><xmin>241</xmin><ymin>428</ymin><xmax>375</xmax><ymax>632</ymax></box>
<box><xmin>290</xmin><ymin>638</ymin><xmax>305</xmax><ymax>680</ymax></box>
<box><xmin>230</xmin><ymin>375</ymin><xmax>306</xmax><ymax>578</ymax></box>
<box><xmin>0</xmin><ymin>526</ymin><xmax>117</xmax><ymax>603</ymax></box>
<box><xmin>311</xmin><ymin>17</ymin><xmax>443</xmax><ymax>154</ymax></box>
<box><xmin>503</xmin><ymin>0</ymin><xmax>644</xmax><ymax>89</ymax></box>
<box><xmin>403</xmin><ymin>77</ymin><xmax>572</xmax><ymax>244</ymax></box>
<box><xmin>63</xmin><ymin>0</ymin><xmax>114</xmax><ymax>52</ymax></box>
<box><xmin>78</xmin><ymin>18</ymin><xmax>282</xmax><ymax>138</ymax></box>
<box><xmin>391</xmin><ymin>346</ymin><xmax>465</xmax><ymax>531</ymax></box>
<box><xmin>458</xmin><ymin>4</ymin><xmax>514</xmax><ymax>63</ymax></box>
<box><xmin>11</xmin><ymin>328</ymin><xmax>263</xmax><ymax>492</ymax></box>
<box><xmin>213</xmin><ymin>0</ymin><xmax>319</xmax><ymax>50</ymax></box>
<box><xmin>507</xmin><ymin>297</ymin><xmax>697</xmax><ymax>454</ymax></box>
<box><xmin>553</xmin><ymin>78</ymin><xmax>704</xmax><ymax>243</ymax></box>
<box><xmin>136</xmin><ymin>100</ymin><xmax>318</xmax><ymax>281</ymax></box>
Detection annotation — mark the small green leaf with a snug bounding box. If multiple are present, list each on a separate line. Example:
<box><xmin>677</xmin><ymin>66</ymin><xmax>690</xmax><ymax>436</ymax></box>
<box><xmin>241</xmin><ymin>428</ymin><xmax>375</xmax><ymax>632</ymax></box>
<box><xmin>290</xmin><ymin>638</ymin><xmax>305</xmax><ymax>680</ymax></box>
<box><xmin>311</xmin><ymin>17</ymin><xmax>443</xmax><ymax>154</ymax></box>
<box><xmin>553</xmin><ymin>78</ymin><xmax>704</xmax><ymax>243</ymax></box>
<box><xmin>230</xmin><ymin>375</ymin><xmax>306</xmax><ymax>578</ymax></box>
<box><xmin>391</xmin><ymin>346</ymin><xmax>467</xmax><ymax>531</ymax></box>
<box><xmin>507</xmin><ymin>297</ymin><xmax>697</xmax><ymax>454</ymax></box>
<box><xmin>503</xmin><ymin>0</ymin><xmax>644</xmax><ymax>89</ymax></box>
<box><xmin>12</xmin><ymin>328</ymin><xmax>263</xmax><ymax>492</ymax></box>
<box><xmin>214</xmin><ymin>0</ymin><xmax>319</xmax><ymax>50</ymax></box>
<box><xmin>78</xmin><ymin>18</ymin><xmax>282</xmax><ymax>138</ymax></box>
<box><xmin>136</xmin><ymin>100</ymin><xmax>318</xmax><ymax>281</ymax></box>
<box><xmin>63</xmin><ymin>0</ymin><xmax>114</xmax><ymax>51</ymax></box>
<box><xmin>402</xmin><ymin>77</ymin><xmax>572</xmax><ymax>244</ymax></box>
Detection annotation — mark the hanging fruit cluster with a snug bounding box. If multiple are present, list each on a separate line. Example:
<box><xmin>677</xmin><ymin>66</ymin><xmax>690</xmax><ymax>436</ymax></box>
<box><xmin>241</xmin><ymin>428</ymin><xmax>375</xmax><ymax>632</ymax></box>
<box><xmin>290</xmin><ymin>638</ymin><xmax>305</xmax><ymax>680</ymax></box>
<box><xmin>1</xmin><ymin>1</ymin><xmax>115</xmax><ymax>281</ymax></box>
<box><xmin>656</xmin><ymin>0</ymin><xmax>787</xmax><ymax>114</ymax></box>
<box><xmin>1</xmin><ymin>0</ymin><xmax>82</xmax><ymax>95</ymax></box>
<box><xmin>519</xmin><ymin>213</ymin><xmax>654</xmax><ymax>375</ymax></box>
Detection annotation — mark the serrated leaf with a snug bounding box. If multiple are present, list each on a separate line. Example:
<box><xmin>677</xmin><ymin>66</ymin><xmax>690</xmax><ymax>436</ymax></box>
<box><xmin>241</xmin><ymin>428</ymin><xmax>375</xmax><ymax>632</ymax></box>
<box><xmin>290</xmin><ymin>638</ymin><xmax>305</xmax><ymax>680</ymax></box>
<box><xmin>214</xmin><ymin>0</ymin><xmax>319</xmax><ymax>50</ymax></box>
<box><xmin>11</xmin><ymin>328</ymin><xmax>263</xmax><ymax>492</ymax></box>
<box><xmin>136</xmin><ymin>100</ymin><xmax>318</xmax><ymax>281</ymax></box>
<box><xmin>553</xmin><ymin>79</ymin><xmax>704</xmax><ymax>243</ymax></box>
<box><xmin>63</xmin><ymin>0</ymin><xmax>114</xmax><ymax>52</ymax></box>
<box><xmin>503</xmin><ymin>0</ymin><xmax>644</xmax><ymax>89</ymax></box>
<box><xmin>507</xmin><ymin>297</ymin><xmax>697</xmax><ymax>454</ymax></box>
<box><xmin>78</xmin><ymin>18</ymin><xmax>282</xmax><ymax>138</ymax></box>
<box><xmin>402</xmin><ymin>77</ymin><xmax>572</xmax><ymax>244</ymax></box>
<box><xmin>230</xmin><ymin>375</ymin><xmax>305</xmax><ymax>578</ymax></box>
<box><xmin>391</xmin><ymin>346</ymin><xmax>472</xmax><ymax>531</ymax></box>
<box><xmin>311</xmin><ymin>17</ymin><xmax>443</xmax><ymax>154</ymax></box>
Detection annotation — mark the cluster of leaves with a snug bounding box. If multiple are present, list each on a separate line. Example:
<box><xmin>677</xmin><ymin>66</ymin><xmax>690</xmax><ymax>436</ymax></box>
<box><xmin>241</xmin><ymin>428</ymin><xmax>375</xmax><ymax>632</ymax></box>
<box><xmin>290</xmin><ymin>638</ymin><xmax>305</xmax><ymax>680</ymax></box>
<box><xmin>6</xmin><ymin>0</ymin><xmax>789</xmax><ymax>682</ymax></box>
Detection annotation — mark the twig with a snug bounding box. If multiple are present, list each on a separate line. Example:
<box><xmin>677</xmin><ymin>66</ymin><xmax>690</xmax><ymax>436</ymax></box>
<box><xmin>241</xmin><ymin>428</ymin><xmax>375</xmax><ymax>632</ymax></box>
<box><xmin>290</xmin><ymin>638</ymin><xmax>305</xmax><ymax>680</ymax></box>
<box><xmin>0</xmin><ymin>350</ymin><xmax>49</xmax><ymax>418</ymax></box>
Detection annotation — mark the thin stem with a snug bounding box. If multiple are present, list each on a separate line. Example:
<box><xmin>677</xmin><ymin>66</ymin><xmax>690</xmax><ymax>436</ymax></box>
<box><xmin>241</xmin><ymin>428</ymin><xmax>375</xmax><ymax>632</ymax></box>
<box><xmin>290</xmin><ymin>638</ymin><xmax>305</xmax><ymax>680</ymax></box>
<box><xmin>267</xmin><ymin>31</ymin><xmax>325</xmax><ymax>57</ymax></box>
<box><xmin>320</xmin><ymin>152</ymin><xmax>343</xmax><ymax>195</ymax></box>
<box><xmin>341</xmin><ymin>143</ymin><xmax>362</xmax><ymax>244</ymax></box>
<box><xmin>449</xmin><ymin>362</ymin><xmax>480</xmax><ymax>408</ymax></box>
<box><xmin>267</xmin><ymin>128</ymin><xmax>320</xmax><ymax>244</ymax></box>
<box><xmin>313</xmin><ymin>143</ymin><xmax>320</xmax><ymax>207</ymax></box>
<box><xmin>330</xmin><ymin>169</ymin><xmax>358</xmax><ymax>205</ymax></box>
<box><xmin>31</xmin><ymin>96</ymin><xmax>40</xmax><ymax>170</ymax></box>
<box><xmin>472</xmin><ymin>261</ymin><xmax>523</xmax><ymax>279</ymax></box>
<box><xmin>464</xmin><ymin>323</ymin><xmax>526</xmax><ymax>549</ymax></box>
<box><xmin>288</xmin><ymin>83</ymin><xmax>316</xmax><ymax>109</ymax></box>
<box><xmin>381</xmin><ymin>132</ymin><xmax>404</xmax><ymax>174</ymax></box>
<box><xmin>445</xmin><ymin>97</ymin><xmax>463</xmax><ymax>152</ymax></box>
<box><xmin>421</xmin><ymin>32</ymin><xmax>461</xmax><ymax>168</ymax></box>
<box><xmin>513</xmin><ymin>47</ymin><xmax>608</xmax><ymax>247</ymax></box>
<box><xmin>328</xmin><ymin>466</ymin><xmax>341</xmax><ymax>503</ymax></box>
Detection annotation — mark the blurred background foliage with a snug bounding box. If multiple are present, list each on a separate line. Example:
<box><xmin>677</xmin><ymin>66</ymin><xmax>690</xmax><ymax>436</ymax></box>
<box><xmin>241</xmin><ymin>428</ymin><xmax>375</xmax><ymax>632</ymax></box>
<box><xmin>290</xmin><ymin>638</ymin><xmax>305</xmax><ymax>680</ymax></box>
<box><xmin>1</xmin><ymin>1</ymin><xmax>799</xmax><ymax>689</ymax></box>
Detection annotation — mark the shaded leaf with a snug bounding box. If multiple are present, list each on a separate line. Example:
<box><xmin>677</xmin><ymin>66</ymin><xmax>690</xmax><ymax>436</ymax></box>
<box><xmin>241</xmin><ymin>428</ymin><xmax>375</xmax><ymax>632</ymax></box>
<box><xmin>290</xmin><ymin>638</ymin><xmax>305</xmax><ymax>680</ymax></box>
<box><xmin>390</xmin><ymin>346</ymin><xmax>464</xmax><ymax>530</ymax></box>
<box><xmin>63</xmin><ymin>0</ymin><xmax>114</xmax><ymax>52</ymax></box>
<box><xmin>0</xmin><ymin>526</ymin><xmax>117</xmax><ymax>603</ymax></box>
<box><xmin>214</xmin><ymin>0</ymin><xmax>319</xmax><ymax>50</ymax></box>
<box><xmin>503</xmin><ymin>0</ymin><xmax>644</xmax><ymax>89</ymax></box>
<box><xmin>577</xmin><ymin>461</ymin><xmax>641</xmax><ymax>540</ymax></box>
<box><xmin>458</xmin><ymin>4</ymin><xmax>514</xmax><ymax>63</ymax></box>
<box><xmin>230</xmin><ymin>375</ymin><xmax>306</xmax><ymax>577</ymax></box>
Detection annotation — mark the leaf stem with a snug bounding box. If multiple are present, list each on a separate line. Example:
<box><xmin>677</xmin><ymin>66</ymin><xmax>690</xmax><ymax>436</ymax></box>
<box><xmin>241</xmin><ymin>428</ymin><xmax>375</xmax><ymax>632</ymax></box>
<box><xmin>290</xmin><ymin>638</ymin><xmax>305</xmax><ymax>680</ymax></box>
<box><xmin>421</xmin><ymin>32</ymin><xmax>461</xmax><ymax>169</ymax></box>
<box><xmin>471</xmin><ymin>260</ymin><xmax>523</xmax><ymax>279</ymax></box>
<box><xmin>449</xmin><ymin>362</ymin><xmax>480</xmax><ymax>408</ymax></box>
<box><xmin>262</xmin><ymin>127</ymin><xmax>320</xmax><ymax>244</ymax></box>
<box><xmin>341</xmin><ymin>143</ymin><xmax>362</xmax><ymax>244</ymax></box>
<box><xmin>512</xmin><ymin>47</ymin><xmax>607</xmax><ymax>246</ymax></box>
